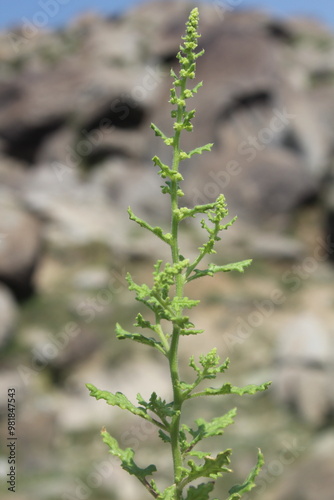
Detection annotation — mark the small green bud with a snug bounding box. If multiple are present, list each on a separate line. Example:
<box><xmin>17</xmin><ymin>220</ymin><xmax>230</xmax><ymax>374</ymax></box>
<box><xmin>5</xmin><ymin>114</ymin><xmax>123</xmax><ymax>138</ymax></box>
<box><xmin>179</xmin><ymin>151</ymin><xmax>190</xmax><ymax>160</ymax></box>
<box><xmin>183</xmin><ymin>89</ymin><xmax>193</xmax><ymax>99</ymax></box>
<box><xmin>173</xmin><ymin>122</ymin><xmax>184</xmax><ymax>132</ymax></box>
<box><xmin>164</xmin><ymin>138</ymin><xmax>174</xmax><ymax>146</ymax></box>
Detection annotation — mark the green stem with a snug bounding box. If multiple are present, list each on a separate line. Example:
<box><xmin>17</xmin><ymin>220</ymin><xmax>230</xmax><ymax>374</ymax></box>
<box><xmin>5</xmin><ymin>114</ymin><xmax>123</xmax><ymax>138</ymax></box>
<box><xmin>169</xmin><ymin>325</ymin><xmax>183</xmax><ymax>491</ymax></box>
<box><xmin>185</xmin><ymin>247</ymin><xmax>207</xmax><ymax>280</ymax></box>
<box><xmin>155</xmin><ymin>320</ymin><xmax>171</xmax><ymax>354</ymax></box>
<box><xmin>168</xmin><ymin>79</ymin><xmax>187</xmax><ymax>495</ymax></box>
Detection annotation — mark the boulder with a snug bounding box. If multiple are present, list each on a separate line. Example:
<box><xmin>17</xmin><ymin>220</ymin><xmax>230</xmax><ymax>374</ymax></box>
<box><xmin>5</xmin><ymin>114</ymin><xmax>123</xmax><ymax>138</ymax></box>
<box><xmin>0</xmin><ymin>0</ymin><xmax>333</xmax><ymax>255</ymax></box>
<box><xmin>0</xmin><ymin>284</ymin><xmax>18</xmax><ymax>348</ymax></box>
<box><xmin>270</xmin><ymin>432</ymin><xmax>334</xmax><ymax>500</ymax></box>
<box><xmin>273</xmin><ymin>313</ymin><xmax>334</xmax><ymax>427</ymax></box>
<box><xmin>185</xmin><ymin>147</ymin><xmax>317</xmax><ymax>228</ymax></box>
<box><xmin>0</xmin><ymin>194</ymin><xmax>42</xmax><ymax>299</ymax></box>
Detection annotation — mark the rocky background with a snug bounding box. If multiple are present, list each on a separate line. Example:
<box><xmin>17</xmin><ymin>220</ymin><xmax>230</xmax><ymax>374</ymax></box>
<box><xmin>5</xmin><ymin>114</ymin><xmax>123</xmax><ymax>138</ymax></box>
<box><xmin>0</xmin><ymin>1</ymin><xmax>334</xmax><ymax>499</ymax></box>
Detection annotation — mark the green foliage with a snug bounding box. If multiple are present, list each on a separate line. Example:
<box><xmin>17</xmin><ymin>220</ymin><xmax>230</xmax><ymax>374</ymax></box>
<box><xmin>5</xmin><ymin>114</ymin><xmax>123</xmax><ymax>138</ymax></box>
<box><xmin>87</xmin><ymin>8</ymin><xmax>270</xmax><ymax>499</ymax></box>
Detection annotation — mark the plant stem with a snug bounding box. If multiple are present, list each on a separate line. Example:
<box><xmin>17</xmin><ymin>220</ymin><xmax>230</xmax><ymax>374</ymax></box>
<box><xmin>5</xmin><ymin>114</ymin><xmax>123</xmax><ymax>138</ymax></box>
<box><xmin>168</xmin><ymin>79</ymin><xmax>187</xmax><ymax>495</ymax></box>
<box><xmin>169</xmin><ymin>325</ymin><xmax>183</xmax><ymax>495</ymax></box>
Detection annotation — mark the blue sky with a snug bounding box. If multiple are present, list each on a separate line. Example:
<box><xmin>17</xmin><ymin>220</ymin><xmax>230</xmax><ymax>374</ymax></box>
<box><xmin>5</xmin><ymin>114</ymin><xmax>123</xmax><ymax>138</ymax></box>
<box><xmin>0</xmin><ymin>0</ymin><xmax>333</xmax><ymax>30</ymax></box>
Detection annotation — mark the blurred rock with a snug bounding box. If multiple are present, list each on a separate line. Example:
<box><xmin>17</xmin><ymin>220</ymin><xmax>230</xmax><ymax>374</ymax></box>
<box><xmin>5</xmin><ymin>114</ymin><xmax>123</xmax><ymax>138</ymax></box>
<box><xmin>0</xmin><ymin>1</ymin><xmax>333</xmax><ymax>256</ymax></box>
<box><xmin>0</xmin><ymin>193</ymin><xmax>42</xmax><ymax>299</ymax></box>
<box><xmin>274</xmin><ymin>313</ymin><xmax>334</xmax><ymax>427</ymax></box>
<box><xmin>71</xmin><ymin>267</ymin><xmax>111</xmax><ymax>290</ymax></box>
<box><xmin>270</xmin><ymin>432</ymin><xmax>334</xmax><ymax>500</ymax></box>
<box><xmin>0</xmin><ymin>284</ymin><xmax>17</xmax><ymax>348</ymax></box>
<box><xmin>250</xmin><ymin>233</ymin><xmax>306</xmax><ymax>260</ymax></box>
<box><xmin>0</xmin><ymin>156</ymin><xmax>28</xmax><ymax>190</ymax></box>
<box><xmin>21</xmin><ymin>326</ymin><xmax>104</xmax><ymax>385</ymax></box>
<box><xmin>188</xmin><ymin>148</ymin><xmax>317</xmax><ymax>227</ymax></box>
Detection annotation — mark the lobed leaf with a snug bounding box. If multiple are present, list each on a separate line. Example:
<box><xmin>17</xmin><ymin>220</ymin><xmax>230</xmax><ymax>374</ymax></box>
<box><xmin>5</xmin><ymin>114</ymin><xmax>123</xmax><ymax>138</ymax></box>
<box><xmin>186</xmin><ymin>143</ymin><xmax>214</xmax><ymax>158</ymax></box>
<box><xmin>137</xmin><ymin>392</ymin><xmax>175</xmax><ymax>420</ymax></box>
<box><xmin>171</xmin><ymin>296</ymin><xmax>200</xmax><ymax>312</ymax></box>
<box><xmin>181</xmin><ymin>449</ymin><xmax>232</xmax><ymax>485</ymax></box>
<box><xmin>191</xmin><ymin>381</ymin><xmax>271</xmax><ymax>399</ymax></box>
<box><xmin>101</xmin><ymin>428</ymin><xmax>157</xmax><ymax>479</ymax></box>
<box><xmin>185</xmin><ymin>482</ymin><xmax>215</xmax><ymax>500</ymax></box>
<box><xmin>180</xmin><ymin>327</ymin><xmax>204</xmax><ymax>336</ymax></box>
<box><xmin>208</xmin><ymin>261</ymin><xmax>253</xmax><ymax>274</ymax></box>
<box><xmin>173</xmin><ymin>201</ymin><xmax>219</xmax><ymax>221</ymax></box>
<box><xmin>86</xmin><ymin>384</ymin><xmax>152</xmax><ymax>422</ymax></box>
<box><xmin>126</xmin><ymin>272</ymin><xmax>150</xmax><ymax>299</ymax></box>
<box><xmin>126</xmin><ymin>273</ymin><xmax>171</xmax><ymax>319</ymax></box>
<box><xmin>186</xmin><ymin>409</ymin><xmax>237</xmax><ymax>448</ymax></box>
<box><xmin>151</xmin><ymin>122</ymin><xmax>169</xmax><ymax>141</ymax></box>
<box><xmin>115</xmin><ymin>323</ymin><xmax>166</xmax><ymax>355</ymax></box>
<box><xmin>227</xmin><ymin>449</ymin><xmax>264</xmax><ymax>500</ymax></box>
<box><xmin>134</xmin><ymin>313</ymin><xmax>156</xmax><ymax>331</ymax></box>
<box><xmin>189</xmin><ymin>348</ymin><xmax>230</xmax><ymax>381</ymax></box>
<box><xmin>128</xmin><ymin>207</ymin><xmax>172</xmax><ymax>245</ymax></box>
<box><xmin>187</xmin><ymin>260</ymin><xmax>253</xmax><ymax>282</ymax></box>
<box><xmin>191</xmin><ymin>81</ymin><xmax>203</xmax><ymax>94</ymax></box>
<box><xmin>159</xmin><ymin>429</ymin><xmax>171</xmax><ymax>444</ymax></box>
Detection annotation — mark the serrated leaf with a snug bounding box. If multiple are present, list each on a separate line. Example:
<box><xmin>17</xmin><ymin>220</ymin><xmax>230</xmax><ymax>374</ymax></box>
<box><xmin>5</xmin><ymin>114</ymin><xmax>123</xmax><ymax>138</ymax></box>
<box><xmin>134</xmin><ymin>313</ymin><xmax>156</xmax><ymax>331</ymax></box>
<box><xmin>208</xmin><ymin>260</ymin><xmax>253</xmax><ymax>274</ymax></box>
<box><xmin>151</xmin><ymin>122</ymin><xmax>168</xmax><ymax>140</ymax></box>
<box><xmin>101</xmin><ymin>428</ymin><xmax>156</xmax><ymax>479</ymax></box>
<box><xmin>185</xmin><ymin>482</ymin><xmax>215</xmax><ymax>500</ymax></box>
<box><xmin>137</xmin><ymin>392</ymin><xmax>175</xmax><ymax>419</ymax></box>
<box><xmin>189</xmin><ymin>349</ymin><xmax>230</xmax><ymax>381</ymax></box>
<box><xmin>126</xmin><ymin>272</ymin><xmax>151</xmax><ymax>299</ymax></box>
<box><xmin>174</xmin><ymin>202</ymin><xmax>221</xmax><ymax>220</ymax></box>
<box><xmin>181</xmin><ymin>450</ymin><xmax>232</xmax><ymax>485</ymax></box>
<box><xmin>186</xmin><ymin>409</ymin><xmax>237</xmax><ymax>448</ymax></box>
<box><xmin>180</xmin><ymin>328</ymin><xmax>204</xmax><ymax>336</ymax></box>
<box><xmin>128</xmin><ymin>207</ymin><xmax>172</xmax><ymax>244</ymax></box>
<box><xmin>191</xmin><ymin>81</ymin><xmax>203</xmax><ymax>94</ymax></box>
<box><xmin>187</xmin><ymin>143</ymin><xmax>214</xmax><ymax>158</ymax></box>
<box><xmin>191</xmin><ymin>381</ymin><xmax>271</xmax><ymax>399</ymax></box>
<box><xmin>188</xmin><ymin>260</ymin><xmax>252</xmax><ymax>282</ymax></box>
<box><xmin>86</xmin><ymin>384</ymin><xmax>152</xmax><ymax>421</ymax></box>
<box><xmin>115</xmin><ymin>323</ymin><xmax>166</xmax><ymax>354</ymax></box>
<box><xmin>171</xmin><ymin>296</ymin><xmax>200</xmax><ymax>311</ymax></box>
<box><xmin>185</xmin><ymin>350</ymin><xmax>231</xmax><ymax>398</ymax></box>
<box><xmin>227</xmin><ymin>449</ymin><xmax>264</xmax><ymax>500</ymax></box>
<box><xmin>159</xmin><ymin>429</ymin><xmax>171</xmax><ymax>443</ymax></box>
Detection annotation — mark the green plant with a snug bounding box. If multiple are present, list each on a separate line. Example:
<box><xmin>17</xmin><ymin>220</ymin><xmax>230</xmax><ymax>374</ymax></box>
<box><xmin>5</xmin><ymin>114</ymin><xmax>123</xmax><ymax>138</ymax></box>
<box><xmin>87</xmin><ymin>8</ymin><xmax>270</xmax><ymax>500</ymax></box>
